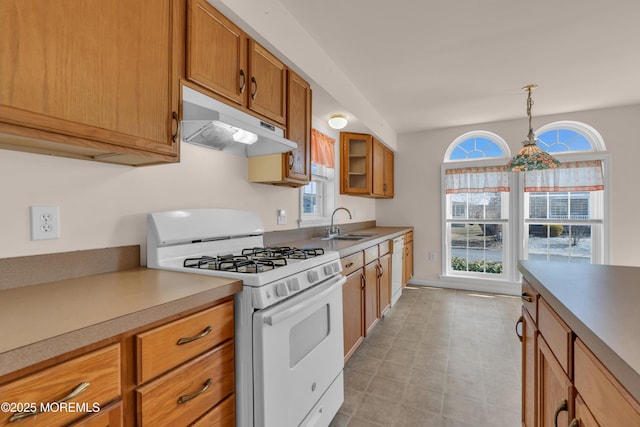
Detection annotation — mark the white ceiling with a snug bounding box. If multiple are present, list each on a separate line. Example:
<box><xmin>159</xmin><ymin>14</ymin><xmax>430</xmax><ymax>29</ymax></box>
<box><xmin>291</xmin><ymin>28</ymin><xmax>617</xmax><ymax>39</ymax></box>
<box><xmin>276</xmin><ymin>0</ymin><xmax>640</xmax><ymax>136</ymax></box>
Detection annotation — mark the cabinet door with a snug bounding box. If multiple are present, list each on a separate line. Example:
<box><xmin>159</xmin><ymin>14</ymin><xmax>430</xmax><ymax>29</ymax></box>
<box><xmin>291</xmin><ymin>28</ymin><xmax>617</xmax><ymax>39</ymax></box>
<box><xmin>364</xmin><ymin>262</ymin><xmax>379</xmax><ymax>336</ymax></box>
<box><xmin>378</xmin><ymin>254</ymin><xmax>391</xmax><ymax>317</ymax></box>
<box><xmin>573</xmin><ymin>394</ymin><xmax>599</xmax><ymax>427</ymax></box>
<box><xmin>522</xmin><ymin>307</ymin><xmax>537</xmax><ymax>427</ymax></box>
<box><xmin>383</xmin><ymin>147</ymin><xmax>394</xmax><ymax>198</ymax></box>
<box><xmin>342</xmin><ymin>270</ymin><xmax>364</xmax><ymax>361</ymax></box>
<box><xmin>538</xmin><ymin>336</ymin><xmax>573</xmax><ymax>427</ymax></box>
<box><xmin>284</xmin><ymin>69</ymin><xmax>311</xmax><ymax>184</ymax></box>
<box><xmin>248</xmin><ymin>40</ymin><xmax>286</xmax><ymax>125</ymax></box>
<box><xmin>0</xmin><ymin>0</ymin><xmax>179</xmax><ymax>158</ymax></box>
<box><xmin>340</xmin><ymin>132</ymin><xmax>372</xmax><ymax>195</ymax></box>
<box><xmin>187</xmin><ymin>0</ymin><xmax>247</xmax><ymax>106</ymax></box>
<box><xmin>403</xmin><ymin>235</ymin><xmax>414</xmax><ymax>287</ymax></box>
<box><xmin>372</xmin><ymin>138</ymin><xmax>385</xmax><ymax>197</ymax></box>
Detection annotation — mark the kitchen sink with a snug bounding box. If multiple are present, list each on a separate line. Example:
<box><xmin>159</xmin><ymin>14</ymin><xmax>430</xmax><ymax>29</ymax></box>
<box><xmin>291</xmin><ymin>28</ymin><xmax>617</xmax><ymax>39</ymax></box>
<box><xmin>314</xmin><ymin>233</ymin><xmax>378</xmax><ymax>241</ymax></box>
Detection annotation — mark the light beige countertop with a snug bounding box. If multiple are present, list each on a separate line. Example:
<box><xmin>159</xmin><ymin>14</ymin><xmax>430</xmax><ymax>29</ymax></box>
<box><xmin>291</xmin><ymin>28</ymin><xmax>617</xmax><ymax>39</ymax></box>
<box><xmin>519</xmin><ymin>260</ymin><xmax>640</xmax><ymax>402</ymax></box>
<box><xmin>0</xmin><ymin>268</ymin><xmax>241</xmax><ymax>377</ymax></box>
<box><xmin>278</xmin><ymin>226</ymin><xmax>413</xmax><ymax>257</ymax></box>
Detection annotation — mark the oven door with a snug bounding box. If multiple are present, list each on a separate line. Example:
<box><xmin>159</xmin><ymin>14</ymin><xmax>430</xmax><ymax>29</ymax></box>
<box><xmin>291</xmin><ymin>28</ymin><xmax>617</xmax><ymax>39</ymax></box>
<box><xmin>253</xmin><ymin>273</ymin><xmax>345</xmax><ymax>427</ymax></box>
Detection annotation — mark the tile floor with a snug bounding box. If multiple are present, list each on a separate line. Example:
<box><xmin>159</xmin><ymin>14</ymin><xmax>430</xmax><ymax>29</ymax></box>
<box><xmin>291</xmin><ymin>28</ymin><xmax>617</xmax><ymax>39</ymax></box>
<box><xmin>329</xmin><ymin>286</ymin><xmax>522</xmax><ymax>427</ymax></box>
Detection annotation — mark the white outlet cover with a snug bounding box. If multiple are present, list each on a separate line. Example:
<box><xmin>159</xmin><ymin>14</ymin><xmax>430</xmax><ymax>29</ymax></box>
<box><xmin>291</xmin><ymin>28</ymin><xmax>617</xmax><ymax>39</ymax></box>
<box><xmin>30</xmin><ymin>205</ymin><xmax>60</xmax><ymax>240</ymax></box>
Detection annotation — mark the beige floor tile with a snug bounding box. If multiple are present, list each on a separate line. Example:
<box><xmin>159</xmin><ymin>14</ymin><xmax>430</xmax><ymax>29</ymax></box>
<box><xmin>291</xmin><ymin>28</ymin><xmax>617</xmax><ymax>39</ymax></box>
<box><xmin>354</xmin><ymin>394</ymin><xmax>401</xmax><ymax>426</ymax></box>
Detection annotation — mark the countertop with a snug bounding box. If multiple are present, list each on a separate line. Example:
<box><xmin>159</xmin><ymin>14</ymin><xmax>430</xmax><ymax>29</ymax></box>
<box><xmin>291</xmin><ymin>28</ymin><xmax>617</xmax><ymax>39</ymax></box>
<box><xmin>519</xmin><ymin>260</ymin><xmax>640</xmax><ymax>402</ymax></box>
<box><xmin>0</xmin><ymin>268</ymin><xmax>241</xmax><ymax>377</ymax></box>
<box><xmin>280</xmin><ymin>226</ymin><xmax>413</xmax><ymax>257</ymax></box>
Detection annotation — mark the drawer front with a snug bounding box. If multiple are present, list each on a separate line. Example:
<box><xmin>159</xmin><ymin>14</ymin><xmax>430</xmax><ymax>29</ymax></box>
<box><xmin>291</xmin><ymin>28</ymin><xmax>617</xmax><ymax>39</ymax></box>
<box><xmin>191</xmin><ymin>394</ymin><xmax>235</xmax><ymax>427</ymax></box>
<box><xmin>0</xmin><ymin>344</ymin><xmax>121</xmax><ymax>427</ymax></box>
<box><xmin>378</xmin><ymin>240</ymin><xmax>390</xmax><ymax>257</ymax></box>
<box><xmin>341</xmin><ymin>252</ymin><xmax>363</xmax><ymax>276</ymax></box>
<box><xmin>364</xmin><ymin>245</ymin><xmax>378</xmax><ymax>265</ymax></box>
<box><xmin>136</xmin><ymin>340</ymin><xmax>235</xmax><ymax>427</ymax></box>
<box><xmin>137</xmin><ymin>300</ymin><xmax>234</xmax><ymax>383</ymax></box>
<box><xmin>521</xmin><ymin>279</ymin><xmax>538</xmax><ymax>323</ymax></box>
<box><xmin>538</xmin><ymin>297</ymin><xmax>572</xmax><ymax>375</ymax></box>
<box><xmin>574</xmin><ymin>338</ymin><xmax>640</xmax><ymax>426</ymax></box>
<box><xmin>574</xmin><ymin>394</ymin><xmax>599</xmax><ymax>427</ymax></box>
<box><xmin>70</xmin><ymin>400</ymin><xmax>122</xmax><ymax>426</ymax></box>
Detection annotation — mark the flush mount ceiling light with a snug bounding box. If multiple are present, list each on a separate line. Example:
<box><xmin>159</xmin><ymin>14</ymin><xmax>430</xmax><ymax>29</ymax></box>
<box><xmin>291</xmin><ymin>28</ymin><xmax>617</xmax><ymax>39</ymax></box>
<box><xmin>506</xmin><ymin>84</ymin><xmax>560</xmax><ymax>172</ymax></box>
<box><xmin>328</xmin><ymin>113</ymin><xmax>348</xmax><ymax>130</ymax></box>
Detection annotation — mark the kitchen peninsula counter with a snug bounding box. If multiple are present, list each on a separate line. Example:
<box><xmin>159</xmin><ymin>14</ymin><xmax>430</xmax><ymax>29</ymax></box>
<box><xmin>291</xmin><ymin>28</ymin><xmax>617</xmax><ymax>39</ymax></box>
<box><xmin>0</xmin><ymin>268</ymin><xmax>241</xmax><ymax>377</ymax></box>
<box><xmin>519</xmin><ymin>260</ymin><xmax>640</xmax><ymax>402</ymax></box>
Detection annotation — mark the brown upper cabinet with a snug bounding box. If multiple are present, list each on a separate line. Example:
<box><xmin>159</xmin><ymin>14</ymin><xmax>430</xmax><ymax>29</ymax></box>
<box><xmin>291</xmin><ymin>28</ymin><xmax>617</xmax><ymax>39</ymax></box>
<box><xmin>248</xmin><ymin>69</ymin><xmax>311</xmax><ymax>186</ymax></box>
<box><xmin>186</xmin><ymin>0</ymin><xmax>286</xmax><ymax>127</ymax></box>
<box><xmin>0</xmin><ymin>0</ymin><xmax>182</xmax><ymax>166</ymax></box>
<box><xmin>340</xmin><ymin>132</ymin><xmax>394</xmax><ymax>198</ymax></box>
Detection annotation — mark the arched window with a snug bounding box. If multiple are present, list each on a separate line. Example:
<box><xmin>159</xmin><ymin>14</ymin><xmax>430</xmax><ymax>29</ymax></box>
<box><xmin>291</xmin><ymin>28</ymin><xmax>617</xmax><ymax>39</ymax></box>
<box><xmin>442</xmin><ymin>132</ymin><xmax>512</xmax><ymax>280</ymax></box>
<box><xmin>523</xmin><ymin>121</ymin><xmax>608</xmax><ymax>264</ymax></box>
<box><xmin>444</xmin><ymin>131</ymin><xmax>511</xmax><ymax>162</ymax></box>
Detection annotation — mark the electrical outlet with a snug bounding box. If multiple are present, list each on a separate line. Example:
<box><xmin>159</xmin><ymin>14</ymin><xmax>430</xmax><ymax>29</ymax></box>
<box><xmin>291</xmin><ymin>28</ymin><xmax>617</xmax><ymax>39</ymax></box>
<box><xmin>277</xmin><ymin>209</ymin><xmax>287</xmax><ymax>225</ymax></box>
<box><xmin>428</xmin><ymin>252</ymin><xmax>436</xmax><ymax>261</ymax></box>
<box><xmin>30</xmin><ymin>205</ymin><xmax>60</xmax><ymax>240</ymax></box>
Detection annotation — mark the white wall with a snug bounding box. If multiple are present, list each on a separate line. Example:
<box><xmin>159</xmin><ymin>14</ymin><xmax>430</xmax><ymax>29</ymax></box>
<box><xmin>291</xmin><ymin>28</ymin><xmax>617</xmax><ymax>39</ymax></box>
<box><xmin>376</xmin><ymin>104</ymin><xmax>640</xmax><ymax>285</ymax></box>
<box><xmin>0</xmin><ymin>117</ymin><xmax>375</xmax><ymax>261</ymax></box>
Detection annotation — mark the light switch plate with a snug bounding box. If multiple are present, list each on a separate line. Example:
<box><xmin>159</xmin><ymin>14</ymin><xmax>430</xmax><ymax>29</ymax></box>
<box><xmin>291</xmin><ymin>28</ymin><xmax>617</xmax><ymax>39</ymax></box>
<box><xmin>30</xmin><ymin>205</ymin><xmax>60</xmax><ymax>240</ymax></box>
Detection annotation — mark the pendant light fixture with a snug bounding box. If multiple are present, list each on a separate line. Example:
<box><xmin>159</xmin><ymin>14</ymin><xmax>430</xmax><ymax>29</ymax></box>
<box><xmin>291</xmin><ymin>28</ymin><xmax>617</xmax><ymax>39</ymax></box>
<box><xmin>506</xmin><ymin>84</ymin><xmax>560</xmax><ymax>172</ymax></box>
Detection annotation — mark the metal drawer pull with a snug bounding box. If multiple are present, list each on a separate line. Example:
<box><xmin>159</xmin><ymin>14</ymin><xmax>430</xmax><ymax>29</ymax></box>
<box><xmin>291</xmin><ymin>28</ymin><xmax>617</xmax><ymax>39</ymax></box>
<box><xmin>568</xmin><ymin>419</ymin><xmax>579</xmax><ymax>427</ymax></box>
<box><xmin>554</xmin><ymin>399</ymin><xmax>568</xmax><ymax>427</ymax></box>
<box><xmin>345</xmin><ymin>262</ymin><xmax>354</xmax><ymax>268</ymax></box>
<box><xmin>8</xmin><ymin>382</ymin><xmax>90</xmax><ymax>423</ymax></box>
<box><xmin>177</xmin><ymin>378</ymin><xmax>212</xmax><ymax>404</ymax></box>
<box><xmin>250</xmin><ymin>77</ymin><xmax>258</xmax><ymax>100</ymax></box>
<box><xmin>515</xmin><ymin>316</ymin><xmax>524</xmax><ymax>343</ymax></box>
<box><xmin>521</xmin><ymin>292</ymin><xmax>533</xmax><ymax>303</ymax></box>
<box><xmin>177</xmin><ymin>326</ymin><xmax>212</xmax><ymax>345</ymax></box>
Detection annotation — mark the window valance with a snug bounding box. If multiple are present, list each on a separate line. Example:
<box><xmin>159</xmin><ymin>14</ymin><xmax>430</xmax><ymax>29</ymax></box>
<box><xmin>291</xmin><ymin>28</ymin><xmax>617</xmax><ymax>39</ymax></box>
<box><xmin>524</xmin><ymin>160</ymin><xmax>604</xmax><ymax>192</ymax></box>
<box><xmin>445</xmin><ymin>166</ymin><xmax>510</xmax><ymax>194</ymax></box>
<box><xmin>311</xmin><ymin>129</ymin><xmax>335</xmax><ymax>169</ymax></box>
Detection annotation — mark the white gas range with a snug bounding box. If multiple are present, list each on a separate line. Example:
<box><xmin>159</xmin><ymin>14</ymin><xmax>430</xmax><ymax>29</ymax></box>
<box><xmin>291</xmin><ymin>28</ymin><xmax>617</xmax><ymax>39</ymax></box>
<box><xmin>147</xmin><ymin>209</ymin><xmax>345</xmax><ymax>427</ymax></box>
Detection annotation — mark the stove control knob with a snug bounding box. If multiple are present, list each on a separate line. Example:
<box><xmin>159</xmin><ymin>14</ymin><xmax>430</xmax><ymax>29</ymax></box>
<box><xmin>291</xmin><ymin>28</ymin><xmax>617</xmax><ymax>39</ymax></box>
<box><xmin>275</xmin><ymin>282</ymin><xmax>289</xmax><ymax>297</ymax></box>
<box><xmin>307</xmin><ymin>270</ymin><xmax>319</xmax><ymax>283</ymax></box>
<box><xmin>287</xmin><ymin>278</ymin><xmax>301</xmax><ymax>292</ymax></box>
<box><xmin>323</xmin><ymin>265</ymin><xmax>333</xmax><ymax>275</ymax></box>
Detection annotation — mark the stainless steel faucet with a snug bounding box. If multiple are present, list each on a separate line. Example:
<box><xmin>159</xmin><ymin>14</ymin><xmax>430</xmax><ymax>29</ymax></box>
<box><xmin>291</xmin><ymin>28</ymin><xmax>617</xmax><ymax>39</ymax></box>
<box><xmin>327</xmin><ymin>207</ymin><xmax>352</xmax><ymax>237</ymax></box>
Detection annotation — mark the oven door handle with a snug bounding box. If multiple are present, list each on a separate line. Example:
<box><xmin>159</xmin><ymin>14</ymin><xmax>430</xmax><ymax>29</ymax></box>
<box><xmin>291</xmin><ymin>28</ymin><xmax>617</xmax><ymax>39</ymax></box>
<box><xmin>263</xmin><ymin>275</ymin><xmax>346</xmax><ymax>327</ymax></box>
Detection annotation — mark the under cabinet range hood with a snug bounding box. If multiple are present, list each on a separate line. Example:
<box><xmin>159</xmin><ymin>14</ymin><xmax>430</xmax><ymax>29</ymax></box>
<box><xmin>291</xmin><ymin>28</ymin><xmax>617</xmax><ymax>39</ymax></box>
<box><xmin>181</xmin><ymin>86</ymin><xmax>296</xmax><ymax>157</ymax></box>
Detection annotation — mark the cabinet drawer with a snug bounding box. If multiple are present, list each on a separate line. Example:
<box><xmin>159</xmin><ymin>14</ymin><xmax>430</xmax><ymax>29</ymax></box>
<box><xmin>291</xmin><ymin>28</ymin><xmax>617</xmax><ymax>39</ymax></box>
<box><xmin>0</xmin><ymin>344</ymin><xmax>121</xmax><ymax>427</ymax></box>
<box><xmin>538</xmin><ymin>297</ymin><xmax>571</xmax><ymax>375</ymax></box>
<box><xmin>191</xmin><ymin>394</ymin><xmax>235</xmax><ymax>426</ymax></box>
<box><xmin>364</xmin><ymin>245</ymin><xmax>378</xmax><ymax>265</ymax></box>
<box><xmin>574</xmin><ymin>338</ymin><xmax>640</xmax><ymax>426</ymax></box>
<box><xmin>378</xmin><ymin>240</ymin><xmax>390</xmax><ymax>257</ymax></box>
<box><xmin>136</xmin><ymin>340</ymin><xmax>235</xmax><ymax>427</ymax></box>
<box><xmin>574</xmin><ymin>394</ymin><xmax>599</xmax><ymax>427</ymax></box>
<box><xmin>521</xmin><ymin>279</ymin><xmax>538</xmax><ymax>323</ymax></box>
<box><xmin>70</xmin><ymin>400</ymin><xmax>122</xmax><ymax>426</ymax></box>
<box><xmin>341</xmin><ymin>252</ymin><xmax>363</xmax><ymax>276</ymax></box>
<box><xmin>136</xmin><ymin>300</ymin><xmax>234</xmax><ymax>384</ymax></box>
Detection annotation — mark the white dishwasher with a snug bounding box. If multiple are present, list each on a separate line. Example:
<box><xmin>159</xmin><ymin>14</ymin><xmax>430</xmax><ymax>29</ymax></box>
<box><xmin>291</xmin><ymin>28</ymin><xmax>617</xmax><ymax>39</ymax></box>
<box><xmin>391</xmin><ymin>236</ymin><xmax>404</xmax><ymax>306</ymax></box>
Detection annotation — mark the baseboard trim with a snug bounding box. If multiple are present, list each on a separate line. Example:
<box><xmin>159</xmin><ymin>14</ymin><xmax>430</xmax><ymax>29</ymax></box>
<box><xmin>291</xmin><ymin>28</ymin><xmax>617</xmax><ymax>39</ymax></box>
<box><xmin>407</xmin><ymin>278</ymin><xmax>521</xmax><ymax>296</ymax></box>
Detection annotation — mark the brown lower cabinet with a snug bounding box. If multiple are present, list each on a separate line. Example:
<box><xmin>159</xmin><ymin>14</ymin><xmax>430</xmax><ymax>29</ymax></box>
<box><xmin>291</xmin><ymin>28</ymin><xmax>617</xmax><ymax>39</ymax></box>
<box><xmin>0</xmin><ymin>297</ymin><xmax>235</xmax><ymax>427</ymax></box>
<box><xmin>341</xmin><ymin>241</ymin><xmax>392</xmax><ymax>361</ymax></box>
<box><xmin>520</xmin><ymin>278</ymin><xmax>640</xmax><ymax>427</ymax></box>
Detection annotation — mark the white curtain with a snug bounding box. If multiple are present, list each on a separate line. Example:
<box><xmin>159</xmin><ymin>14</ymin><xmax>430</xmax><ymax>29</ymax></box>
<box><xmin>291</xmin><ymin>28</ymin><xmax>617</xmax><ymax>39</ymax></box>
<box><xmin>524</xmin><ymin>160</ymin><xmax>604</xmax><ymax>192</ymax></box>
<box><xmin>445</xmin><ymin>166</ymin><xmax>510</xmax><ymax>194</ymax></box>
